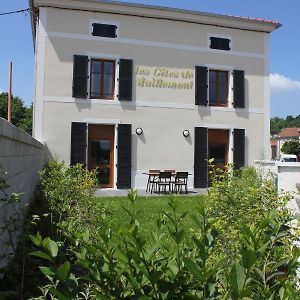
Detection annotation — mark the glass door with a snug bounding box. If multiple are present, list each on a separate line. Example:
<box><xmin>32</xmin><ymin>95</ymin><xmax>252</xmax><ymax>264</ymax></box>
<box><xmin>88</xmin><ymin>125</ymin><xmax>115</xmax><ymax>188</ymax></box>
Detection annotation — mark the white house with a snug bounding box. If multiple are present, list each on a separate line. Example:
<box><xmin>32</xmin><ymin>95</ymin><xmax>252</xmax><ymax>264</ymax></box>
<box><xmin>29</xmin><ymin>0</ymin><xmax>280</xmax><ymax>189</ymax></box>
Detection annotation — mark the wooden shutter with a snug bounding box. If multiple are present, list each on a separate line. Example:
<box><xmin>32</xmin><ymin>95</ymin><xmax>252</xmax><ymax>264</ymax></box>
<box><xmin>210</xmin><ymin>37</ymin><xmax>230</xmax><ymax>51</ymax></box>
<box><xmin>118</xmin><ymin>59</ymin><xmax>133</xmax><ymax>101</ymax></box>
<box><xmin>195</xmin><ymin>66</ymin><xmax>208</xmax><ymax>106</ymax></box>
<box><xmin>234</xmin><ymin>129</ymin><xmax>245</xmax><ymax>169</ymax></box>
<box><xmin>72</xmin><ymin>55</ymin><xmax>89</xmax><ymax>98</ymax></box>
<box><xmin>194</xmin><ymin>127</ymin><xmax>208</xmax><ymax>188</ymax></box>
<box><xmin>233</xmin><ymin>70</ymin><xmax>245</xmax><ymax>108</ymax></box>
<box><xmin>70</xmin><ymin>122</ymin><xmax>87</xmax><ymax>166</ymax></box>
<box><xmin>92</xmin><ymin>23</ymin><xmax>117</xmax><ymax>38</ymax></box>
<box><xmin>117</xmin><ymin>124</ymin><xmax>132</xmax><ymax>189</ymax></box>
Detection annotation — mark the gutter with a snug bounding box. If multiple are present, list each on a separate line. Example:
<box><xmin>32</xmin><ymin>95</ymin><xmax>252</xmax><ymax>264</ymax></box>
<box><xmin>28</xmin><ymin>0</ymin><xmax>36</xmax><ymax>51</ymax></box>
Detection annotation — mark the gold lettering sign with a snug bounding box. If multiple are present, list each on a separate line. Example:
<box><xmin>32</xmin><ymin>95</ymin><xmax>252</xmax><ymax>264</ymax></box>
<box><xmin>135</xmin><ymin>66</ymin><xmax>194</xmax><ymax>90</ymax></box>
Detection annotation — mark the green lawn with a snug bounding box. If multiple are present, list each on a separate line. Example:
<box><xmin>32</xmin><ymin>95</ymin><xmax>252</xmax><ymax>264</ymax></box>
<box><xmin>94</xmin><ymin>194</ymin><xmax>207</xmax><ymax>236</ymax></box>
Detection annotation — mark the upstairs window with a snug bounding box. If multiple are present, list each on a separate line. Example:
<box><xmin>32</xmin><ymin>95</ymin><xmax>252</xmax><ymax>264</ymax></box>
<box><xmin>90</xmin><ymin>59</ymin><xmax>115</xmax><ymax>99</ymax></box>
<box><xmin>210</xmin><ymin>37</ymin><xmax>231</xmax><ymax>51</ymax></box>
<box><xmin>209</xmin><ymin>70</ymin><xmax>228</xmax><ymax>107</ymax></box>
<box><xmin>92</xmin><ymin>23</ymin><xmax>117</xmax><ymax>38</ymax></box>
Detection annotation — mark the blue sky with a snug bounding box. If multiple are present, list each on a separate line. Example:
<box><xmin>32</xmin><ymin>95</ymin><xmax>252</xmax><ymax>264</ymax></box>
<box><xmin>0</xmin><ymin>0</ymin><xmax>299</xmax><ymax>117</ymax></box>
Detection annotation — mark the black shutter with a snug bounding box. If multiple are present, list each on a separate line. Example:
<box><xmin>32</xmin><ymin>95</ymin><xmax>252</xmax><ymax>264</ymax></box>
<box><xmin>210</xmin><ymin>37</ymin><xmax>230</xmax><ymax>51</ymax></box>
<box><xmin>234</xmin><ymin>129</ymin><xmax>245</xmax><ymax>169</ymax></box>
<box><xmin>92</xmin><ymin>23</ymin><xmax>117</xmax><ymax>38</ymax></box>
<box><xmin>195</xmin><ymin>66</ymin><xmax>208</xmax><ymax>106</ymax></box>
<box><xmin>72</xmin><ymin>55</ymin><xmax>88</xmax><ymax>98</ymax></box>
<box><xmin>119</xmin><ymin>59</ymin><xmax>133</xmax><ymax>101</ymax></box>
<box><xmin>70</xmin><ymin>122</ymin><xmax>87</xmax><ymax>166</ymax></box>
<box><xmin>194</xmin><ymin>127</ymin><xmax>208</xmax><ymax>188</ymax></box>
<box><xmin>233</xmin><ymin>70</ymin><xmax>245</xmax><ymax>108</ymax></box>
<box><xmin>117</xmin><ymin>124</ymin><xmax>132</xmax><ymax>189</ymax></box>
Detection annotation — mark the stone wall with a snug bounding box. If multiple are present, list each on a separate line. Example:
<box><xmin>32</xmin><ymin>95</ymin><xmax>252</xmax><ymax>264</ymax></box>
<box><xmin>0</xmin><ymin>118</ymin><xmax>45</xmax><ymax>267</ymax></box>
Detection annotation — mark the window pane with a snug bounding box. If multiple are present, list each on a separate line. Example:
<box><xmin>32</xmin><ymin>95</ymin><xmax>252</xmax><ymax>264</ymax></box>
<box><xmin>209</xmin><ymin>83</ymin><xmax>217</xmax><ymax>103</ymax></box>
<box><xmin>219</xmin><ymin>72</ymin><xmax>228</xmax><ymax>84</ymax></box>
<box><xmin>103</xmin><ymin>74</ymin><xmax>114</xmax><ymax>96</ymax></box>
<box><xmin>92</xmin><ymin>61</ymin><xmax>101</xmax><ymax>73</ymax></box>
<box><xmin>209</xmin><ymin>71</ymin><xmax>217</xmax><ymax>83</ymax></box>
<box><xmin>219</xmin><ymin>83</ymin><xmax>228</xmax><ymax>104</ymax></box>
<box><xmin>104</xmin><ymin>62</ymin><xmax>114</xmax><ymax>75</ymax></box>
<box><xmin>91</xmin><ymin>140</ymin><xmax>111</xmax><ymax>164</ymax></box>
<box><xmin>97</xmin><ymin>168</ymin><xmax>110</xmax><ymax>184</ymax></box>
<box><xmin>91</xmin><ymin>73</ymin><xmax>101</xmax><ymax>97</ymax></box>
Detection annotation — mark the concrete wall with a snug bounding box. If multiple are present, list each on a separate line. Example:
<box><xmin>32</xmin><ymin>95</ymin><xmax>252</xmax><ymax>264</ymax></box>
<box><xmin>0</xmin><ymin>118</ymin><xmax>44</xmax><ymax>267</ymax></box>
<box><xmin>255</xmin><ymin>160</ymin><xmax>300</xmax><ymax>216</ymax></box>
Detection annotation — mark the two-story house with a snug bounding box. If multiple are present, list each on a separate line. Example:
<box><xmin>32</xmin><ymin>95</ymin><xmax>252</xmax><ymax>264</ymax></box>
<box><xmin>29</xmin><ymin>0</ymin><xmax>280</xmax><ymax>189</ymax></box>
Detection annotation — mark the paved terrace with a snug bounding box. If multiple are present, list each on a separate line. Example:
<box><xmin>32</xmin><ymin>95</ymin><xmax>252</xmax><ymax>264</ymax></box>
<box><xmin>96</xmin><ymin>188</ymin><xmax>207</xmax><ymax>197</ymax></box>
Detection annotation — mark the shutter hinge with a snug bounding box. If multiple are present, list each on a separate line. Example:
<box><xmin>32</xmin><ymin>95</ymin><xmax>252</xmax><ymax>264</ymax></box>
<box><xmin>116</xmin><ymin>164</ymin><xmax>118</xmax><ymax>168</ymax></box>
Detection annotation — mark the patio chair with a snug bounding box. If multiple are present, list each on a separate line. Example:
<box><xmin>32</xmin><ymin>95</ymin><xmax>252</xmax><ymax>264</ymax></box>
<box><xmin>173</xmin><ymin>172</ymin><xmax>189</xmax><ymax>194</ymax></box>
<box><xmin>146</xmin><ymin>169</ymin><xmax>160</xmax><ymax>193</ymax></box>
<box><xmin>155</xmin><ymin>171</ymin><xmax>172</xmax><ymax>194</ymax></box>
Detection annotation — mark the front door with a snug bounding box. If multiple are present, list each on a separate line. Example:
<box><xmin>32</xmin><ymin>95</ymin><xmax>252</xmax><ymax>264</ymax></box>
<box><xmin>208</xmin><ymin>129</ymin><xmax>229</xmax><ymax>171</ymax></box>
<box><xmin>88</xmin><ymin>125</ymin><xmax>115</xmax><ymax>188</ymax></box>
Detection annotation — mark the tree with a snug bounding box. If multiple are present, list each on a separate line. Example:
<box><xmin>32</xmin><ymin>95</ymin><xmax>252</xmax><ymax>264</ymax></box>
<box><xmin>281</xmin><ymin>140</ymin><xmax>300</xmax><ymax>155</ymax></box>
<box><xmin>270</xmin><ymin>115</ymin><xmax>300</xmax><ymax>135</ymax></box>
<box><xmin>0</xmin><ymin>93</ymin><xmax>32</xmax><ymax>134</ymax></box>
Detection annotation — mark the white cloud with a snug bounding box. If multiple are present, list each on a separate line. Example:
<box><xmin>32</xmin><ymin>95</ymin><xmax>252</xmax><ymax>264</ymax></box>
<box><xmin>270</xmin><ymin>73</ymin><xmax>300</xmax><ymax>91</ymax></box>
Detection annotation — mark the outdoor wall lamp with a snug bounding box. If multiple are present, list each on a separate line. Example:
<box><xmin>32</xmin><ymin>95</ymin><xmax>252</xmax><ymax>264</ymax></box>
<box><xmin>183</xmin><ymin>130</ymin><xmax>190</xmax><ymax>137</ymax></box>
<box><xmin>136</xmin><ymin>127</ymin><xmax>143</xmax><ymax>135</ymax></box>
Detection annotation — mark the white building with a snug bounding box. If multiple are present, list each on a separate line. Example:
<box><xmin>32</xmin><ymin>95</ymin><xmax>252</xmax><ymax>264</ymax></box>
<box><xmin>29</xmin><ymin>0</ymin><xmax>280</xmax><ymax>189</ymax></box>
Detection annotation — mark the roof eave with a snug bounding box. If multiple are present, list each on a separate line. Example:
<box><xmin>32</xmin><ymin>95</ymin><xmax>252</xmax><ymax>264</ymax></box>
<box><xmin>33</xmin><ymin>0</ymin><xmax>281</xmax><ymax>33</ymax></box>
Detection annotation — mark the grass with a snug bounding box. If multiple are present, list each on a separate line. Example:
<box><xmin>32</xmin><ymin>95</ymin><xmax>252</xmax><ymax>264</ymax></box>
<box><xmin>94</xmin><ymin>194</ymin><xmax>207</xmax><ymax>237</ymax></box>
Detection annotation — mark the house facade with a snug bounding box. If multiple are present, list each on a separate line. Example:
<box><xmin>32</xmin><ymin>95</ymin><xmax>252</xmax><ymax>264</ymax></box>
<box><xmin>29</xmin><ymin>0</ymin><xmax>280</xmax><ymax>189</ymax></box>
<box><xmin>272</xmin><ymin>127</ymin><xmax>300</xmax><ymax>159</ymax></box>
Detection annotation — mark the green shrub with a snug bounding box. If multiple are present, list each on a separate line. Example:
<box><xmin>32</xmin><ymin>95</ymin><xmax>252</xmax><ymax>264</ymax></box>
<box><xmin>208</xmin><ymin>164</ymin><xmax>291</xmax><ymax>264</ymax></box>
<box><xmin>30</xmin><ymin>190</ymin><xmax>300</xmax><ymax>299</ymax></box>
<box><xmin>39</xmin><ymin>160</ymin><xmax>103</xmax><ymax>240</ymax></box>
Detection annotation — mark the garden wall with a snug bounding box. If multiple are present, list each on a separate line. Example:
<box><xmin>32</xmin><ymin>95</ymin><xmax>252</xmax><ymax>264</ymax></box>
<box><xmin>255</xmin><ymin>160</ymin><xmax>300</xmax><ymax>216</ymax></box>
<box><xmin>0</xmin><ymin>117</ymin><xmax>45</xmax><ymax>268</ymax></box>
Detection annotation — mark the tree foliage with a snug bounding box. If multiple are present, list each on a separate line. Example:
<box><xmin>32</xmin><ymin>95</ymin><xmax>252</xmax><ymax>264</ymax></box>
<box><xmin>281</xmin><ymin>140</ymin><xmax>300</xmax><ymax>155</ymax></box>
<box><xmin>270</xmin><ymin>115</ymin><xmax>300</xmax><ymax>135</ymax></box>
<box><xmin>0</xmin><ymin>92</ymin><xmax>32</xmax><ymax>134</ymax></box>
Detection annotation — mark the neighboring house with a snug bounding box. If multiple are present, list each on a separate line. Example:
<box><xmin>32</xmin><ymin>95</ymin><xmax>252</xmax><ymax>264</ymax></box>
<box><xmin>29</xmin><ymin>0</ymin><xmax>280</xmax><ymax>189</ymax></box>
<box><xmin>273</xmin><ymin>127</ymin><xmax>300</xmax><ymax>158</ymax></box>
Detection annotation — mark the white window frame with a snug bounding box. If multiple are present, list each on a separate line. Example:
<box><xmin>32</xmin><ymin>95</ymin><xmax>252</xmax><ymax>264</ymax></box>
<box><xmin>205</xmin><ymin>64</ymin><xmax>234</xmax><ymax>108</ymax></box>
<box><xmin>85</xmin><ymin>52</ymin><xmax>121</xmax><ymax>101</ymax></box>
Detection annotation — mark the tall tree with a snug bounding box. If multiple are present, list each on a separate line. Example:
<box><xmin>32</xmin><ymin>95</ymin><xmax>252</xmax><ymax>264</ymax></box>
<box><xmin>0</xmin><ymin>93</ymin><xmax>32</xmax><ymax>134</ymax></box>
<box><xmin>270</xmin><ymin>115</ymin><xmax>300</xmax><ymax>135</ymax></box>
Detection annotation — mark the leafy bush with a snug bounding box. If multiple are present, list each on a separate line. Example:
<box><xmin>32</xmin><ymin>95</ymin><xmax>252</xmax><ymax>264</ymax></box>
<box><xmin>39</xmin><ymin>160</ymin><xmax>103</xmax><ymax>240</ymax></box>
<box><xmin>281</xmin><ymin>140</ymin><xmax>300</xmax><ymax>155</ymax></box>
<box><xmin>208</xmin><ymin>164</ymin><xmax>291</xmax><ymax>264</ymax></box>
<box><xmin>30</xmin><ymin>190</ymin><xmax>300</xmax><ymax>299</ymax></box>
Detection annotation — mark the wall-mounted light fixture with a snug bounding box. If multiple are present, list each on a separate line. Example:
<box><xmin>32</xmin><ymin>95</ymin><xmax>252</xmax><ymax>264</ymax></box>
<box><xmin>136</xmin><ymin>127</ymin><xmax>143</xmax><ymax>135</ymax></box>
<box><xmin>183</xmin><ymin>130</ymin><xmax>190</xmax><ymax>137</ymax></box>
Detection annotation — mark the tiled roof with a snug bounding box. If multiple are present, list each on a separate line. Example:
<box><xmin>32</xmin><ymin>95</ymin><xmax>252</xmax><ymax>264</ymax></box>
<box><xmin>278</xmin><ymin>127</ymin><xmax>300</xmax><ymax>138</ymax></box>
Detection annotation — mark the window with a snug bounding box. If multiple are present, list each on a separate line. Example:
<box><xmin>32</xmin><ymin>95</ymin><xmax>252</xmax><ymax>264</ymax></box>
<box><xmin>90</xmin><ymin>59</ymin><xmax>115</xmax><ymax>99</ymax></box>
<box><xmin>210</xmin><ymin>37</ymin><xmax>231</xmax><ymax>51</ymax></box>
<box><xmin>209</xmin><ymin>70</ymin><xmax>228</xmax><ymax>106</ymax></box>
<box><xmin>92</xmin><ymin>23</ymin><xmax>117</xmax><ymax>38</ymax></box>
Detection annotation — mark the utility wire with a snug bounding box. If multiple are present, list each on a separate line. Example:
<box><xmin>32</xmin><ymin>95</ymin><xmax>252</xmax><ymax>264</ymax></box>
<box><xmin>0</xmin><ymin>8</ymin><xmax>30</xmax><ymax>17</ymax></box>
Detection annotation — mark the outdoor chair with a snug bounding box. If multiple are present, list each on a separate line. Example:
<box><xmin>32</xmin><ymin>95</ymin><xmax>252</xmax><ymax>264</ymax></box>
<box><xmin>172</xmin><ymin>172</ymin><xmax>189</xmax><ymax>194</ymax></box>
<box><xmin>155</xmin><ymin>171</ymin><xmax>172</xmax><ymax>194</ymax></box>
<box><xmin>146</xmin><ymin>169</ymin><xmax>160</xmax><ymax>193</ymax></box>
